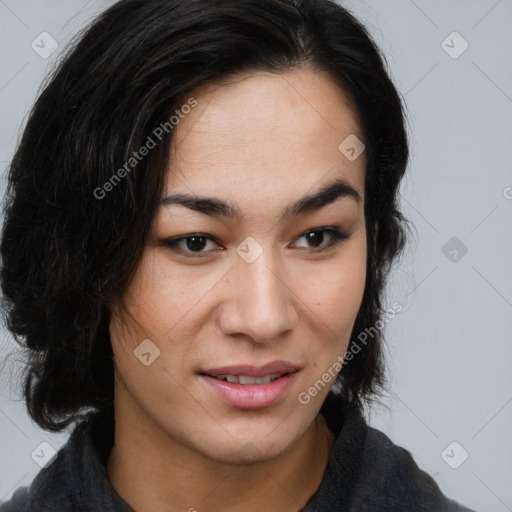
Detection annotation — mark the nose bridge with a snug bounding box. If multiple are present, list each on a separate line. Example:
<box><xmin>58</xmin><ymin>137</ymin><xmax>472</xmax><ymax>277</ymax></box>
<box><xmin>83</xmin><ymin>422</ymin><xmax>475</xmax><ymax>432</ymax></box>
<box><xmin>229</xmin><ymin>239</ymin><xmax>293</xmax><ymax>342</ymax></box>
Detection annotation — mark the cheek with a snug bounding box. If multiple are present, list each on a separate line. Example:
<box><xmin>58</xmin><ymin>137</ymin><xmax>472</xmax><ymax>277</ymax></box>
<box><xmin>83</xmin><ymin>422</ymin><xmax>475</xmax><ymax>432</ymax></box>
<box><xmin>108</xmin><ymin>250</ymin><xmax>178</xmax><ymax>372</ymax></box>
<box><xmin>108</xmin><ymin>286</ymin><xmax>189</xmax><ymax>413</ymax></box>
<box><xmin>307</xmin><ymin>239</ymin><xmax>367</xmax><ymax>330</ymax></box>
<box><xmin>109</xmin><ymin>247</ymin><xmax>228</xmax><ymax>374</ymax></box>
<box><xmin>116</xmin><ymin>247</ymin><xmax>207</xmax><ymax>335</ymax></box>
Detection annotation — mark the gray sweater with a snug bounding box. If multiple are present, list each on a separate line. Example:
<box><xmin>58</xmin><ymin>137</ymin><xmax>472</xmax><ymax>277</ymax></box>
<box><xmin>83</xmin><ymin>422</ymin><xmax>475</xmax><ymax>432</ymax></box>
<box><xmin>0</xmin><ymin>394</ymin><xmax>477</xmax><ymax>511</ymax></box>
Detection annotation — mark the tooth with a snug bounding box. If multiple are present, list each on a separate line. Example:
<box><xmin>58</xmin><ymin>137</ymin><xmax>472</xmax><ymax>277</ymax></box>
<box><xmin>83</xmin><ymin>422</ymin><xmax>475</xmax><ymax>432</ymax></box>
<box><xmin>238</xmin><ymin>375</ymin><xmax>256</xmax><ymax>385</ymax></box>
<box><xmin>226</xmin><ymin>375</ymin><xmax>239</xmax><ymax>383</ymax></box>
<box><xmin>254</xmin><ymin>376</ymin><xmax>272</xmax><ymax>384</ymax></box>
<box><xmin>216</xmin><ymin>375</ymin><xmax>227</xmax><ymax>380</ymax></box>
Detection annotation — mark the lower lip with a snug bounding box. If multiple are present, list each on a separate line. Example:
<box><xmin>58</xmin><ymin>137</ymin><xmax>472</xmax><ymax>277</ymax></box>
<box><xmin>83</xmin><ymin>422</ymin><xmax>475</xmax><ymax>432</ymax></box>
<box><xmin>199</xmin><ymin>373</ymin><xmax>296</xmax><ymax>409</ymax></box>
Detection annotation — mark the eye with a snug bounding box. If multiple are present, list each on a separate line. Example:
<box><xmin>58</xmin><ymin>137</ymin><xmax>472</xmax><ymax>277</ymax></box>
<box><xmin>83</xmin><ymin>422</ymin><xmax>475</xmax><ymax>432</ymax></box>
<box><xmin>160</xmin><ymin>226</ymin><xmax>349</xmax><ymax>258</ymax></box>
<box><xmin>161</xmin><ymin>234</ymin><xmax>220</xmax><ymax>257</ymax></box>
<box><xmin>293</xmin><ymin>227</ymin><xmax>350</xmax><ymax>252</ymax></box>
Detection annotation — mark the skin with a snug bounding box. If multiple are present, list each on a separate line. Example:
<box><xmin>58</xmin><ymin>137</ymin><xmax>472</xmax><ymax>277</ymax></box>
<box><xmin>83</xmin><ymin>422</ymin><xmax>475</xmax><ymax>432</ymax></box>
<box><xmin>107</xmin><ymin>66</ymin><xmax>368</xmax><ymax>512</ymax></box>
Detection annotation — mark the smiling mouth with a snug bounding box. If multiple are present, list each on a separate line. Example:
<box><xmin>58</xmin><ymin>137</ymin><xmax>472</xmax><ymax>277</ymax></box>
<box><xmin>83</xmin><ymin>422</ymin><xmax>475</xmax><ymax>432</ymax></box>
<box><xmin>199</xmin><ymin>371</ymin><xmax>297</xmax><ymax>409</ymax></box>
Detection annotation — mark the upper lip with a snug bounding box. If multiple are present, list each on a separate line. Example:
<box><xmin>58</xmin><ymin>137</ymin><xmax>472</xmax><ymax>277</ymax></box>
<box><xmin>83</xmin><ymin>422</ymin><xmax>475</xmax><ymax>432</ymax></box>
<box><xmin>200</xmin><ymin>361</ymin><xmax>299</xmax><ymax>378</ymax></box>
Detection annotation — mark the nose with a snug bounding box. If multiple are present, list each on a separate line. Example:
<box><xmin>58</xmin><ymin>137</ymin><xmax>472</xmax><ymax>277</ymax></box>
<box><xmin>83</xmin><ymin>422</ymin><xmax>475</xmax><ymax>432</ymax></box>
<box><xmin>218</xmin><ymin>247</ymin><xmax>297</xmax><ymax>343</ymax></box>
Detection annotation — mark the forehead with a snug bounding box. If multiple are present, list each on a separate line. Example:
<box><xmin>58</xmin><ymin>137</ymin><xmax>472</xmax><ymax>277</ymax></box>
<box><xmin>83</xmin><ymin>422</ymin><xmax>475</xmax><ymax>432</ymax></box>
<box><xmin>165</xmin><ymin>67</ymin><xmax>365</xmax><ymax>212</ymax></box>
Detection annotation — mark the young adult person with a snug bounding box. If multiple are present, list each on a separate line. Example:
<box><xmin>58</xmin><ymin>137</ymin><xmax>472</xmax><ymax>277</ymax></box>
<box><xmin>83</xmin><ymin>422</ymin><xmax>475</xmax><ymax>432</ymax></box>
<box><xmin>0</xmin><ymin>1</ymin><xmax>476</xmax><ymax>510</ymax></box>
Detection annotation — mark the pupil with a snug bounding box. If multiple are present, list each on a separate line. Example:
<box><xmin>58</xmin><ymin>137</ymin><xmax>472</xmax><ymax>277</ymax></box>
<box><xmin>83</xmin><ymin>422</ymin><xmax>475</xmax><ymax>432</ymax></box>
<box><xmin>307</xmin><ymin>231</ymin><xmax>324</xmax><ymax>247</ymax></box>
<box><xmin>187</xmin><ymin>236</ymin><xmax>206</xmax><ymax>251</ymax></box>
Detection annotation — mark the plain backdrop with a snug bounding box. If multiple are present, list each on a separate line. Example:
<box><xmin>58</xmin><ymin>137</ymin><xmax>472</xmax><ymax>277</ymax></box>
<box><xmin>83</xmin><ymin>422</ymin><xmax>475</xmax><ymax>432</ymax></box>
<box><xmin>0</xmin><ymin>1</ymin><xmax>511</xmax><ymax>511</ymax></box>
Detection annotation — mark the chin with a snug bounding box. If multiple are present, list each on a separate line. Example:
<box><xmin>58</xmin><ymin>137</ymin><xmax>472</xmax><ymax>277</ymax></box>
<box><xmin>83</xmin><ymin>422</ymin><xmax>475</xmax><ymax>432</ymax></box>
<box><xmin>190</xmin><ymin>419</ymin><xmax>307</xmax><ymax>466</ymax></box>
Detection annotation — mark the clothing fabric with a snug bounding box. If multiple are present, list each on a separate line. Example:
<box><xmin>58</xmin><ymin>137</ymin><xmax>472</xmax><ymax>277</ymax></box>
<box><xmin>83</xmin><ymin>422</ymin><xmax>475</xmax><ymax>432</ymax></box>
<box><xmin>0</xmin><ymin>394</ymin><xmax>477</xmax><ymax>511</ymax></box>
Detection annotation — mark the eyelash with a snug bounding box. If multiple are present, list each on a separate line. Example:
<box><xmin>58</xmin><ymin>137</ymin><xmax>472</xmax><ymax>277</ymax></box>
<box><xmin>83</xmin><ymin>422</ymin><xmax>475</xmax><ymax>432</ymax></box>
<box><xmin>160</xmin><ymin>226</ymin><xmax>350</xmax><ymax>258</ymax></box>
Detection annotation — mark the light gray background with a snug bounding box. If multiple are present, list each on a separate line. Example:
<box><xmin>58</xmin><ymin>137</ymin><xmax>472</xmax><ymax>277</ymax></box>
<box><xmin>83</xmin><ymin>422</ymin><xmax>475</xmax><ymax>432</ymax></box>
<box><xmin>0</xmin><ymin>1</ymin><xmax>511</xmax><ymax>510</ymax></box>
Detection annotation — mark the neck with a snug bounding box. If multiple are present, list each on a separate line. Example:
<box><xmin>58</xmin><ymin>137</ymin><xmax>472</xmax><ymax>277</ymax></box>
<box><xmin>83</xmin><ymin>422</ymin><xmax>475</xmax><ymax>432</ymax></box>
<box><xmin>107</xmin><ymin>396</ymin><xmax>335</xmax><ymax>512</ymax></box>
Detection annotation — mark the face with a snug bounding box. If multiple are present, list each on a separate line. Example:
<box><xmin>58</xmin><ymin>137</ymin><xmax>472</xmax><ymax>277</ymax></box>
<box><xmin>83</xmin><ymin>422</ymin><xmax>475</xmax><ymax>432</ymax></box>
<box><xmin>109</xmin><ymin>67</ymin><xmax>367</xmax><ymax>464</ymax></box>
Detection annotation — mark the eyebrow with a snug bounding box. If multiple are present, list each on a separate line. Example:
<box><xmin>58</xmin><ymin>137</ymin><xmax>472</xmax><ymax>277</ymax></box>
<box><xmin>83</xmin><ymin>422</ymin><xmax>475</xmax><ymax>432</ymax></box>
<box><xmin>159</xmin><ymin>177</ymin><xmax>361</xmax><ymax>222</ymax></box>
